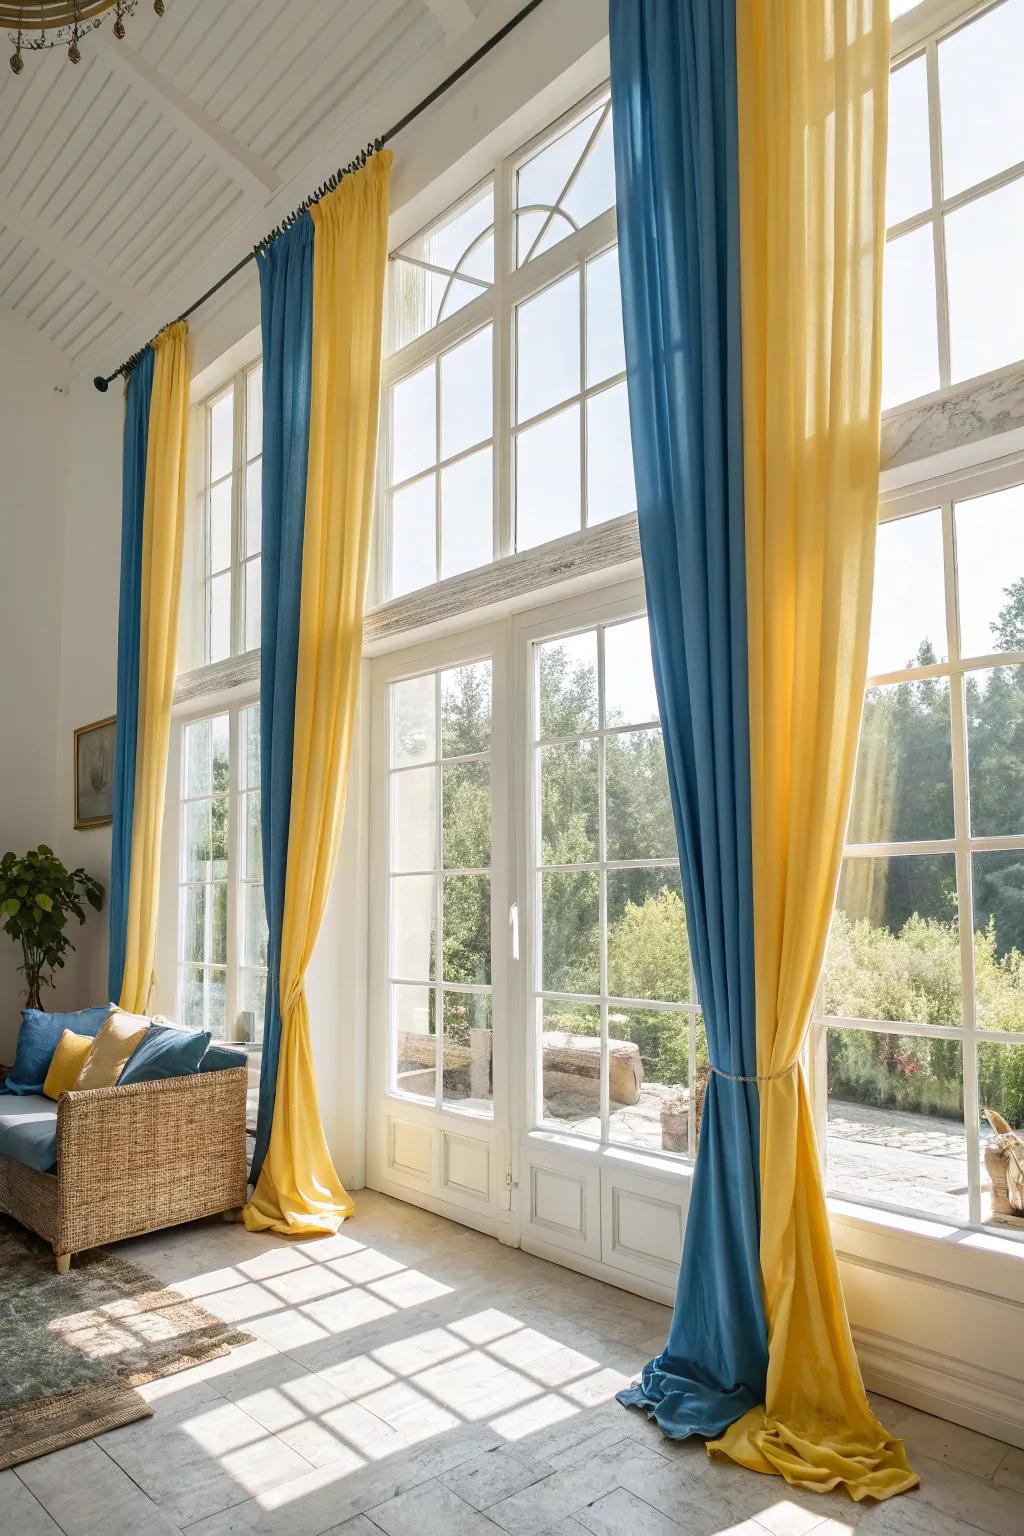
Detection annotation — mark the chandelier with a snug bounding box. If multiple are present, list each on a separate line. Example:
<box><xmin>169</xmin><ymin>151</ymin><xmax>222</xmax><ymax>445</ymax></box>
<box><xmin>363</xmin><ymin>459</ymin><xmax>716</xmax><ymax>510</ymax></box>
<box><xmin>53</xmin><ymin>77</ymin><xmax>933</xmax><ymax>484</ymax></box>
<box><xmin>4</xmin><ymin>1</ymin><xmax>166</xmax><ymax>73</ymax></box>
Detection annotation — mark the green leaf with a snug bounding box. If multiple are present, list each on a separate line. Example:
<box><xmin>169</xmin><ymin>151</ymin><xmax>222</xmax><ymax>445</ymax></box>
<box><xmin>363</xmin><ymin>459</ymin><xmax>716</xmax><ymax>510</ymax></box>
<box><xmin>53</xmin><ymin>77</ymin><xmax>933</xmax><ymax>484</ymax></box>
<box><xmin>1</xmin><ymin>897</ymin><xmax>20</xmax><ymax>917</ymax></box>
<box><xmin>35</xmin><ymin>892</ymin><xmax>53</xmax><ymax>912</ymax></box>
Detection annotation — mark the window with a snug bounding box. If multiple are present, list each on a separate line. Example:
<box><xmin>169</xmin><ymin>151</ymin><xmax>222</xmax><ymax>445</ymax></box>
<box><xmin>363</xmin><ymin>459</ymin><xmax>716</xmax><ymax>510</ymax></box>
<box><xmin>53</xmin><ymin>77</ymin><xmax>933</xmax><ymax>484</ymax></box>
<box><xmin>530</xmin><ymin>616</ymin><xmax>702</xmax><ymax>1157</ymax></box>
<box><xmin>385</xmin><ymin>659</ymin><xmax>494</xmax><ymax>1112</ymax></box>
<box><xmin>818</xmin><ymin>470</ymin><xmax>1024</xmax><ymax>1227</ymax></box>
<box><xmin>178</xmin><ymin>702</ymin><xmax>268</xmax><ymax>1048</ymax></box>
<box><xmin>883</xmin><ymin>0</ymin><xmax>1024</xmax><ymax>409</ymax></box>
<box><xmin>191</xmin><ymin>363</ymin><xmax>263</xmax><ymax>666</ymax></box>
<box><xmin>379</xmin><ymin>86</ymin><xmax>635</xmax><ymax>602</ymax></box>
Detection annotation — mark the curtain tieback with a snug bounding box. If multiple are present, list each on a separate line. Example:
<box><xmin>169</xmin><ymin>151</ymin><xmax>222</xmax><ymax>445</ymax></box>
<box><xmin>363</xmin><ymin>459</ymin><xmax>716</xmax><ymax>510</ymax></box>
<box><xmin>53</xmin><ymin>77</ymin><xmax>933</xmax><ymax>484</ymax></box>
<box><xmin>711</xmin><ymin>1060</ymin><xmax>799</xmax><ymax>1084</ymax></box>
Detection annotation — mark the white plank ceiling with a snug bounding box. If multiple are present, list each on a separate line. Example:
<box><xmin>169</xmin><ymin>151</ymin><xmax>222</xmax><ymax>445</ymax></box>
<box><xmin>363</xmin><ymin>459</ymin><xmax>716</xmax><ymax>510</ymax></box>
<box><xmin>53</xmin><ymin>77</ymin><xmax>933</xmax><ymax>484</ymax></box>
<box><xmin>0</xmin><ymin>0</ymin><xmax>489</xmax><ymax>370</ymax></box>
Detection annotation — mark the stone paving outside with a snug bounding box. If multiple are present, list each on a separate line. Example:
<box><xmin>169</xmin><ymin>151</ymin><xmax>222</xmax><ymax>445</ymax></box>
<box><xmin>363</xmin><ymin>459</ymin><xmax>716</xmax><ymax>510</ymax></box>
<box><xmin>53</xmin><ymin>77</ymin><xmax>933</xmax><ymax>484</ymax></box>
<box><xmin>546</xmin><ymin>1083</ymin><xmax>1001</xmax><ymax>1225</ymax></box>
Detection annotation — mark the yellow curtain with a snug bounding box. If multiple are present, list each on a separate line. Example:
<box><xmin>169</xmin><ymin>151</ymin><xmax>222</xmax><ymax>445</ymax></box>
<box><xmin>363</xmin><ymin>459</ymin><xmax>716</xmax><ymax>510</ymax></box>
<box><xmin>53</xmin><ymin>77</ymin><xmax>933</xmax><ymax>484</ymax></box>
<box><xmin>711</xmin><ymin>0</ymin><xmax>917</xmax><ymax>1501</ymax></box>
<box><xmin>244</xmin><ymin>153</ymin><xmax>392</xmax><ymax>1236</ymax></box>
<box><xmin>120</xmin><ymin>321</ymin><xmax>189</xmax><ymax>1016</ymax></box>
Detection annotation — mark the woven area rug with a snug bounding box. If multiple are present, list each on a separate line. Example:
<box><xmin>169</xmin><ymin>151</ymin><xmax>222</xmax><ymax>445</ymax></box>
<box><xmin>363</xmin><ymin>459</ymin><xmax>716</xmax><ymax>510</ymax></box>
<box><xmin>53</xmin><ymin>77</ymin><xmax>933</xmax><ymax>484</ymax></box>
<box><xmin>0</xmin><ymin>1216</ymin><xmax>252</xmax><ymax>1470</ymax></box>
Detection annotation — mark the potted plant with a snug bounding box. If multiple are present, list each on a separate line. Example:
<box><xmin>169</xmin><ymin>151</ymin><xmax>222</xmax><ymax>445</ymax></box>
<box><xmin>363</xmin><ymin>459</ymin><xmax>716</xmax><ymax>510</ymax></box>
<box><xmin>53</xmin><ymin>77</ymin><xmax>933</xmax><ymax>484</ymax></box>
<box><xmin>0</xmin><ymin>846</ymin><xmax>104</xmax><ymax>1009</ymax></box>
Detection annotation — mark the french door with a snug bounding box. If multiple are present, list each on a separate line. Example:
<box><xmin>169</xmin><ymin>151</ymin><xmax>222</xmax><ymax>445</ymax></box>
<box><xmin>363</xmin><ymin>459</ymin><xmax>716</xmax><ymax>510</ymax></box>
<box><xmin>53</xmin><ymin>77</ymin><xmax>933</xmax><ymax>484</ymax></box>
<box><xmin>366</xmin><ymin>583</ymin><xmax>696</xmax><ymax>1302</ymax></box>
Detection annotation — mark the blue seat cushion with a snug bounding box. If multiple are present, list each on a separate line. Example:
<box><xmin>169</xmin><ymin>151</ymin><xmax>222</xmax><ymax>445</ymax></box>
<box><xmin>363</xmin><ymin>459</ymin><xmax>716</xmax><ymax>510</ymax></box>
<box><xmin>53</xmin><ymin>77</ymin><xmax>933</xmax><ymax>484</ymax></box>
<box><xmin>3</xmin><ymin>1006</ymin><xmax>111</xmax><ymax>1096</ymax></box>
<box><xmin>200</xmin><ymin>1042</ymin><xmax>248</xmax><ymax>1072</ymax></box>
<box><xmin>0</xmin><ymin>1094</ymin><xmax>58</xmax><ymax>1172</ymax></box>
<box><xmin>118</xmin><ymin>1021</ymin><xmax>211</xmax><ymax>1086</ymax></box>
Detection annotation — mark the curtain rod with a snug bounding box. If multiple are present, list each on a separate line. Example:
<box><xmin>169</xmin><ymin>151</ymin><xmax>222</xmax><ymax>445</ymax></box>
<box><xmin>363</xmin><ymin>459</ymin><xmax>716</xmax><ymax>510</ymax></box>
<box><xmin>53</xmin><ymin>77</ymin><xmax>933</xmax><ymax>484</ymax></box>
<box><xmin>94</xmin><ymin>0</ymin><xmax>547</xmax><ymax>394</ymax></box>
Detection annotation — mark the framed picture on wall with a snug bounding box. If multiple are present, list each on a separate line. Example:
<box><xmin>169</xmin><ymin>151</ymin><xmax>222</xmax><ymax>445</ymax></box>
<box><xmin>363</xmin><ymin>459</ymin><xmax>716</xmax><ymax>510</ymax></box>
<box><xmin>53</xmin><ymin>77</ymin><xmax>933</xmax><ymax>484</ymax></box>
<box><xmin>74</xmin><ymin>715</ymin><xmax>116</xmax><ymax>829</ymax></box>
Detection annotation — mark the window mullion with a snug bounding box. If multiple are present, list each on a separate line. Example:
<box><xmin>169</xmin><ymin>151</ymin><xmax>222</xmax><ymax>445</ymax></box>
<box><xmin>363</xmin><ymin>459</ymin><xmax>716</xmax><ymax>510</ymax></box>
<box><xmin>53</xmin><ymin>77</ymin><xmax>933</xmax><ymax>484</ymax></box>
<box><xmin>495</xmin><ymin>152</ymin><xmax>513</xmax><ymax>562</ymax></box>
<box><xmin>925</xmin><ymin>38</ymin><xmax>952</xmax><ymax>389</ymax></box>
<box><xmin>943</xmin><ymin>497</ymin><xmax>982</xmax><ymax>1224</ymax></box>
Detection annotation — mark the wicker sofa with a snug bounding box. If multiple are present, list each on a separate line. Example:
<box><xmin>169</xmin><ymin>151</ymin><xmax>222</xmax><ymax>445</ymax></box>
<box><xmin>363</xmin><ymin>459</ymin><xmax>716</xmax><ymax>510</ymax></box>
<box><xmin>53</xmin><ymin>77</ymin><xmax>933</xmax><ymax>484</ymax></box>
<box><xmin>0</xmin><ymin>1067</ymin><xmax>248</xmax><ymax>1272</ymax></box>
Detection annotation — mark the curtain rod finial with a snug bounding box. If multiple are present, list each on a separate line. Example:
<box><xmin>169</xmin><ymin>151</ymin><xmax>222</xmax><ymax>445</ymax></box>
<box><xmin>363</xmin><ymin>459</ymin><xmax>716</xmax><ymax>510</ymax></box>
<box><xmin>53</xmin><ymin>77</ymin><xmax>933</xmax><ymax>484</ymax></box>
<box><xmin>93</xmin><ymin>375</ymin><xmax>110</xmax><ymax>393</ymax></box>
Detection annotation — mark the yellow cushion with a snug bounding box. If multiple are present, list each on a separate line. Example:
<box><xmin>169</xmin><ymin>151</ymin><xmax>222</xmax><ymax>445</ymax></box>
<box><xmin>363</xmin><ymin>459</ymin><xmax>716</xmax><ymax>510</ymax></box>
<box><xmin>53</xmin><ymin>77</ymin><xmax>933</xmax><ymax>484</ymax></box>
<box><xmin>75</xmin><ymin>1009</ymin><xmax>150</xmax><ymax>1091</ymax></box>
<box><xmin>41</xmin><ymin>1029</ymin><xmax>94</xmax><ymax>1099</ymax></box>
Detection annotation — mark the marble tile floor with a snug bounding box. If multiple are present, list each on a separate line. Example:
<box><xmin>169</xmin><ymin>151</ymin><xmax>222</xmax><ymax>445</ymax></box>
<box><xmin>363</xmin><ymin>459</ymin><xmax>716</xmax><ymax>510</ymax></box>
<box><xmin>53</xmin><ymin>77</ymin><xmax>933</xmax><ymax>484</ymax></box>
<box><xmin>3</xmin><ymin>1190</ymin><xmax>1021</xmax><ymax>1536</ymax></box>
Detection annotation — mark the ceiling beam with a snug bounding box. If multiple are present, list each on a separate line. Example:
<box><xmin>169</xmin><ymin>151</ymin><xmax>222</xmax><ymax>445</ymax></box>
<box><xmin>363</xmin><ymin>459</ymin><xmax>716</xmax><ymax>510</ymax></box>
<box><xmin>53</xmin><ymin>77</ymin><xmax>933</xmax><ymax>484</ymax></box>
<box><xmin>1</xmin><ymin>198</ymin><xmax>147</xmax><ymax>317</ymax></box>
<box><xmin>421</xmin><ymin>0</ymin><xmax>475</xmax><ymax>43</ymax></box>
<box><xmin>95</xmin><ymin>32</ymin><xmax>279</xmax><ymax>199</ymax></box>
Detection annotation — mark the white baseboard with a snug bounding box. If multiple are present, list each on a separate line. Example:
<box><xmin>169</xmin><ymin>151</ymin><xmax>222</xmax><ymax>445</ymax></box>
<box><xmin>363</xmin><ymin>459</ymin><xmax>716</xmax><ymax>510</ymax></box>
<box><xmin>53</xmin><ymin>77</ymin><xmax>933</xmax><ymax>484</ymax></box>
<box><xmin>854</xmin><ymin>1324</ymin><xmax>1024</xmax><ymax>1451</ymax></box>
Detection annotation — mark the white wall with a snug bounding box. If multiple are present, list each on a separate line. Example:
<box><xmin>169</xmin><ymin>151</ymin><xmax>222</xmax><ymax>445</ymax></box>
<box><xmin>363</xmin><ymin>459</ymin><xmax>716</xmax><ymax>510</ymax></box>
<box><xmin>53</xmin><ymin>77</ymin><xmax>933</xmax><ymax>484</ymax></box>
<box><xmin>0</xmin><ymin>313</ymin><xmax>72</xmax><ymax>1054</ymax></box>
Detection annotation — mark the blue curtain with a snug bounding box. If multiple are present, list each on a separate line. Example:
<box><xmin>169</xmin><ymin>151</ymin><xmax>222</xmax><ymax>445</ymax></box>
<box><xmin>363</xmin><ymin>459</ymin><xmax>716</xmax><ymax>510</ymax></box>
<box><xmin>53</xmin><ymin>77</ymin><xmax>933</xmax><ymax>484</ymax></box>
<box><xmin>250</xmin><ymin>215</ymin><xmax>314</xmax><ymax>1185</ymax></box>
<box><xmin>610</xmin><ymin>0</ymin><xmax>768</xmax><ymax>1438</ymax></box>
<box><xmin>108</xmin><ymin>346</ymin><xmax>155</xmax><ymax>1004</ymax></box>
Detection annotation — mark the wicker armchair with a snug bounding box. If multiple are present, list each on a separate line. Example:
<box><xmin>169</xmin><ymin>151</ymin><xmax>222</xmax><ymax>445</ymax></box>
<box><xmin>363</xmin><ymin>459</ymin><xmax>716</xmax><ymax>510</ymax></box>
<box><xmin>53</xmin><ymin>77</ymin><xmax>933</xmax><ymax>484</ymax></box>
<box><xmin>0</xmin><ymin>1067</ymin><xmax>248</xmax><ymax>1272</ymax></box>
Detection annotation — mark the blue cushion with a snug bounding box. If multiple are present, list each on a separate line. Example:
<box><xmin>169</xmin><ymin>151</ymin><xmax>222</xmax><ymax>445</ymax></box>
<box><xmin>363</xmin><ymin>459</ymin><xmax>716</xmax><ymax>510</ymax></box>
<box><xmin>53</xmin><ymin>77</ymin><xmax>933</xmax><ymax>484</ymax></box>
<box><xmin>200</xmin><ymin>1042</ymin><xmax>248</xmax><ymax>1073</ymax></box>
<box><xmin>118</xmin><ymin>1021</ymin><xmax>211</xmax><ymax>1086</ymax></box>
<box><xmin>0</xmin><ymin>1094</ymin><xmax>58</xmax><ymax>1172</ymax></box>
<box><xmin>3</xmin><ymin>1007</ymin><xmax>111</xmax><ymax>1096</ymax></box>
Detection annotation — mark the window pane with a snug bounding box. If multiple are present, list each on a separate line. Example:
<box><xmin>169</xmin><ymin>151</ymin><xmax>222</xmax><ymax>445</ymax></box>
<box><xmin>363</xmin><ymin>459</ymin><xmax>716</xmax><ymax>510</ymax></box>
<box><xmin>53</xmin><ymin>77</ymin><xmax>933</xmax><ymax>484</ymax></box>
<box><xmin>607</xmin><ymin>868</ymin><xmax>689</xmax><ymax>1003</ymax></box>
<box><xmin>824</xmin><ymin>854</ymin><xmax>960</xmax><ymax>1026</ymax></box>
<box><xmin>239</xmin><ymin>968</ymin><xmax>266</xmax><ymax>1045</ymax></box>
<box><xmin>245</xmin><ymin>460</ymin><xmax>261</xmax><ymax>556</ymax></box>
<box><xmin>886</xmin><ymin>55</ymin><xmax>931</xmax><ymax>227</ymax></box>
<box><xmin>391</xmin><ymin>875</ymin><xmax>436</xmax><ymax>982</ymax></box>
<box><xmin>180</xmin><ymin>885</ymin><xmax>205</xmax><ymax>964</ymax></box>
<box><xmin>608</xmin><ymin>1006</ymin><xmax>689</xmax><ymax>1154</ymax></box>
<box><xmin>392</xmin><ymin>363</ymin><xmax>436</xmax><ymax>484</ymax></box>
<box><xmin>244</xmin><ymin>558</ymin><xmax>261</xmax><ymax>653</ymax></box>
<box><xmin>826</xmin><ymin>1027</ymin><xmax>967</xmax><ymax>1222</ymax></box>
<box><xmin>586</xmin><ymin>246</ymin><xmax>626</xmax><ymax>387</ymax></box>
<box><xmin>955</xmin><ymin>483</ymin><xmax>1024</xmax><ymax>659</ymax></box>
<box><xmin>539</xmin><ymin>630</ymin><xmax>598</xmax><ymax>737</ymax></box>
<box><xmin>210</xmin><ymin>391</ymin><xmax>233</xmax><ymax>482</ymax></box>
<box><xmin>391</xmin><ymin>474</ymin><xmax>436</xmax><ymax>598</ymax></box>
<box><xmin>540</xmin><ymin>740</ymin><xmax>598</xmax><ymax>864</ymax></box>
<box><xmin>587</xmin><ymin>383</ymin><xmax>636</xmax><ymax>525</ymax></box>
<box><xmin>973</xmin><ymin>851</ymin><xmax>1024</xmax><ymax>1032</ymax></box>
<box><xmin>209</xmin><ymin>478</ymin><xmax>231</xmax><ymax>573</ymax></box>
<box><xmin>541</xmin><ymin>999</ymin><xmax>601</xmax><ymax>1134</ymax></box>
<box><xmin>441</xmin><ymin>327</ymin><xmax>492</xmax><ymax>460</ymax></box>
<box><xmin>184</xmin><ymin>801</ymin><xmax>211</xmax><ymax>882</ymax></box>
<box><xmin>209</xmin><ymin>881</ymin><xmax>228</xmax><ymax>966</ymax></box>
<box><xmin>242</xmin><ymin>883</ymin><xmax>267</xmax><ymax>969</ymax></box>
<box><xmin>388</xmin><ymin>184</ymin><xmax>494</xmax><ymax>352</ymax></box>
<box><xmin>212</xmin><ymin>713</ymin><xmax>229</xmax><ymax>791</ymax></box>
<box><xmin>246</xmin><ymin>366</ymin><xmax>262</xmax><ymax>460</ymax></box>
<box><xmin>516</xmin><ymin>271</ymin><xmax>580</xmax><ymax>422</ymax></box>
<box><xmin>868</xmin><ymin>510</ymin><xmax>947</xmax><ymax>675</ymax></box>
<box><xmin>441</xmin><ymin>660</ymin><xmax>491</xmax><ymax>758</ymax></box>
<box><xmin>442</xmin><ymin>760</ymin><xmax>490</xmax><ymax>869</ymax></box>
<box><xmin>978</xmin><ymin>1041</ymin><xmax>1024</xmax><ymax>1227</ymax></box>
<box><xmin>205</xmin><ymin>969</ymin><xmax>227</xmax><ymax>1037</ymax></box>
<box><xmin>606</xmin><ymin>731</ymin><xmax>676</xmax><ymax>861</ymax></box>
<box><xmin>441</xmin><ymin>447</ymin><xmax>492</xmax><ymax>579</ymax></box>
<box><xmin>392</xmin><ymin>674</ymin><xmax>436</xmax><ymax>768</ymax></box>
<box><xmin>243</xmin><ymin>791</ymin><xmax>262</xmax><ymax>882</ymax></box>
<box><xmin>946</xmin><ymin>179</ymin><xmax>1024</xmax><ymax>384</ymax></box>
<box><xmin>393</xmin><ymin>984</ymin><xmax>436</xmax><ymax>1100</ymax></box>
<box><xmin>241</xmin><ymin>703</ymin><xmax>260</xmax><ymax>790</ymax></box>
<box><xmin>185</xmin><ymin>718</ymin><xmax>212</xmax><ymax>798</ymax></box>
<box><xmin>443</xmin><ymin>874</ymin><xmax>490</xmax><ymax>984</ymax></box>
<box><xmin>209</xmin><ymin>571</ymin><xmax>230</xmax><ymax>663</ymax></box>
<box><xmin>392</xmin><ymin>766</ymin><xmax>437</xmax><ymax>874</ymax></box>
<box><xmin>882</xmin><ymin>225</ymin><xmax>940</xmax><ymax>408</ymax></box>
<box><xmin>442</xmin><ymin>991</ymin><xmax>492</xmax><ymax>1107</ymax></box>
<box><xmin>541</xmin><ymin>870</ymin><xmax>599</xmax><ymax>994</ymax></box>
<box><xmin>605</xmin><ymin>616</ymin><xmax>659</xmax><ymax>727</ymax></box>
<box><xmin>562</xmin><ymin>108</ymin><xmax>615</xmax><ymax>230</ymax></box>
<box><xmin>938</xmin><ymin>0</ymin><xmax>1024</xmax><ymax>199</ymax></box>
<box><xmin>848</xmin><ymin>679</ymin><xmax>954</xmax><ymax>844</ymax></box>
<box><xmin>181</xmin><ymin>965</ymin><xmax>206</xmax><ymax>1031</ymax></box>
<box><xmin>516</xmin><ymin>403</ymin><xmax>581</xmax><ymax>550</ymax></box>
<box><xmin>967</xmin><ymin>668</ymin><xmax>1024</xmax><ymax>836</ymax></box>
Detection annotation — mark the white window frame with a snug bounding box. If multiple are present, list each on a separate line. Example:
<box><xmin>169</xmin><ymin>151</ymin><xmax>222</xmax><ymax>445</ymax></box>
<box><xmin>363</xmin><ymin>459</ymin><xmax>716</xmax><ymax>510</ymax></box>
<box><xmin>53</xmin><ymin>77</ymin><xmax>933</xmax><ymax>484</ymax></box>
<box><xmin>188</xmin><ymin>360</ymin><xmax>263</xmax><ymax>672</ymax></box>
<box><xmin>811</xmin><ymin>443</ymin><xmax>1024</xmax><ymax>1236</ymax></box>
<box><xmin>374</xmin><ymin>82</ymin><xmax>626</xmax><ymax>608</ymax></box>
<box><xmin>886</xmin><ymin>0</ymin><xmax>1024</xmax><ymax>411</ymax></box>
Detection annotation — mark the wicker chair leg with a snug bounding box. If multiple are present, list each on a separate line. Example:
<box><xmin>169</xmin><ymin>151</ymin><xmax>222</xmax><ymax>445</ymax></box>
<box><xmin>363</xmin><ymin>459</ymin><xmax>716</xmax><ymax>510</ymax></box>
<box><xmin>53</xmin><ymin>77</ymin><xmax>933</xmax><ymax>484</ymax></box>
<box><xmin>54</xmin><ymin>1253</ymin><xmax>71</xmax><ymax>1275</ymax></box>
